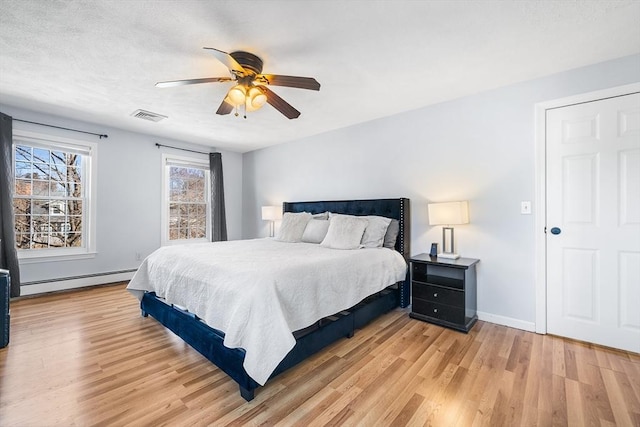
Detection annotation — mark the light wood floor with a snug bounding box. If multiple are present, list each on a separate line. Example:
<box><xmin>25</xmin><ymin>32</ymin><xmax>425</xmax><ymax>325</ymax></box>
<box><xmin>1</xmin><ymin>284</ymin><xmax>638</xmax><ymax>426</ymax></box>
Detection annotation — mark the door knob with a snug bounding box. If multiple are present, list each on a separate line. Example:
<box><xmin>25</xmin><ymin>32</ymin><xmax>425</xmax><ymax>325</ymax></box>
<box><xmin>550</xmin><ymin>227</ymin><xmax>561</xmax><ymax>235</ymax></box>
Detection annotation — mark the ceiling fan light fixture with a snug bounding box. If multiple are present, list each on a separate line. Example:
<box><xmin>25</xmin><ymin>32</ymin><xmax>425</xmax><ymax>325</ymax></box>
<box><xmin>248</xmin><ymin>87</ymin><xmax>267</xmax><ymax>109</ymax></box>
<box><xmin>158</xmin><ymin>47</ymin><xmax>320</xmax><ymax>119</ymax></box>
<box><xmin>228</xmin><ymin>85</ymin><xmax>247</xmax><ymax>106</ymax></box>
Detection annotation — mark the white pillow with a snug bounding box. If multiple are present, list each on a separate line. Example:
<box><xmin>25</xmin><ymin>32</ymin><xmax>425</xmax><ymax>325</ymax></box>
<box><xmin>302</xmin><ymin>219</ymin><xmax>330</xmax><ymax>243</ymax></box>
<box><xmin>321</xmin><ymin>214</ymin><xmax>368</xmax><ymax>250</ymax></box>
<box><xmin>360</xmin><ymin>215</ymin><xmax>392</xmax><ymax>248</ymax></box>
<box><xmin>312</xmin><ymin>211</ymin><xmax>329</xmax><ymax>220</ymax></box>
<box><xmin>274</xmin><ymin>212</ymin><xmax>312</xmax><ymax>242</ymax></box>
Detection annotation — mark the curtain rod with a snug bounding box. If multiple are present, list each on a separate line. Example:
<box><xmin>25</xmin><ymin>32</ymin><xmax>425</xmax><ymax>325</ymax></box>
<box><xmin>155</xmin><ymin>142</ymin><xmax>212</xmax><ymax>155</ymax></box>
<box><xmin>14</xmin><ymin>118</ymin><xmax>108</xmax><ymax>139</ymax></box>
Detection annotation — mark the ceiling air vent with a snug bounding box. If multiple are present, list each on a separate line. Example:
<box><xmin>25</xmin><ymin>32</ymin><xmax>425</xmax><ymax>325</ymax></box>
<box><xmin>131</xmin><ymin>109</ymin><xmax>167</xmax><ymax>122</ymax></box>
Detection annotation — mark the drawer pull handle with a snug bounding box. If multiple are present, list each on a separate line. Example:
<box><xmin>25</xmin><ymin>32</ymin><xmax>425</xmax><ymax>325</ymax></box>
<box><xmin>433</xmin><ymin>308</ymin><xmax>438</xmax><ymax>313</ymax></box>
<box><xmin>433</xmin><ymin>293</ymin><xmax>438</xmax><ymax>298</ymax></box>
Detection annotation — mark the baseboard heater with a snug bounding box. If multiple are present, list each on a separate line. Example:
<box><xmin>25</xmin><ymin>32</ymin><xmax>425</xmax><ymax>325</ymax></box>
<box><xmin>19</xmin><ymin>269</ymin><xmax>137</xmax><ymax>296</ymax></box>
<box><xmin>22</xmin><ymin>269</ymin><xmax>137</xmax><ymax>286</ymax></box>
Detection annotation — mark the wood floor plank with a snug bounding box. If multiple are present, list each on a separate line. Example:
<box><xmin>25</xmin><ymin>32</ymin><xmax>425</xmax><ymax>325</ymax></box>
<box><xmin>307</xmin><ymin>385</ymin><xmax>363</xmax><ymax>427</ymax></box>
<box><xmin>355</xmin><ymin>367</ymin><xmax>424</xmax><ymax>426</ymax></box>
<box><xmin>553</xmin><ymin>337</ymin><xmax>567</xmax><ymax>378</ymax></box>
<box><xmin>565</xmin><ymin>378</ymin><xmax>586</xmax><ymax>426</ymax></box>
<box><xmin>601</xmin><ymin>367</ymin><xmax>637</xmax><ymax>426</ymax></box>
<box><xmin>552</xmin><ymin>374</ymin><xmax>569</xmax><ymax>426</ymax></box>
<box><xmin>388</xmin><ymin>392</ymin><xmax>424</xmax><ymax>426</ymax></box>
<box><xmin>342</xmin><ymin>356</ymin><xmax>410</xmax><ymax>421</ymax></box>
<box><xmin>1</xmin><ymin>283</ymin><xmax>639</xmax><ymax>426</ymax></box>
<box><xmin>276</xmin><ymin>387</ymin><xmax>341</xmax><ymax>426</ymax></box>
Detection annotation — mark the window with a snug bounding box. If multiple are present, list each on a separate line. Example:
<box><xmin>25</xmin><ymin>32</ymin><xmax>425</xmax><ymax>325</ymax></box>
<box><xmin>161</xmin><ymin>154</ymin><xmax>210</xmax><ymax>245</ymax></box>
<box><xmin>12</xmin><ymin>130</ymin><xmax>97</xmax><ymax>261</ymax></box>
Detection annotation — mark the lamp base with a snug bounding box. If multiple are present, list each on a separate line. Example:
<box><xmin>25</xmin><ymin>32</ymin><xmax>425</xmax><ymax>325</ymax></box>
<box><xmin>437</xmin><ymin>252</ymin><xmax>460</xmax><ymax>260</ymax></box>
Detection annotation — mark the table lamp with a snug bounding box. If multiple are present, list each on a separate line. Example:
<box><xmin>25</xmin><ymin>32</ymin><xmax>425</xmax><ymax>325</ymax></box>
<box><xmin>261</xmin><ymin>206</ymin><xmax>282</xmax><ymax>237</ymax></box>
<box><xmin>427</xmin><ymin>201</ymin><xmax>469</xmax><ymax>259</ymax></box>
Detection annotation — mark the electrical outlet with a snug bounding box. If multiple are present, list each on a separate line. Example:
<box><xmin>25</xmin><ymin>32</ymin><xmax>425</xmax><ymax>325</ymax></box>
<box><xmin>521</xmin><ymin>201</ymin><xmax>532</xmax><ymax>215</ymax></box>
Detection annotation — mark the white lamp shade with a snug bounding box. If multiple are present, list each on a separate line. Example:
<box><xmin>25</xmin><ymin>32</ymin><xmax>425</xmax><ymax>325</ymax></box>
<box><xmin>261</xmin><ymin>206</ymin><xmax>282</xmax><ymax>221</ymax></box>
<box><xmin>228</xmin><ymin>85</ymin><xmax>246</xmax><ymax>106</ymax></box>
<box><xmin>247</xmin><ymin>87</ymin><xmax>267</xmax><ymax>110</ymax></box>
<box><xmin>428</xmin><ymin>201</ymin><xmax>469</xmax><ymax>225</ymax></box>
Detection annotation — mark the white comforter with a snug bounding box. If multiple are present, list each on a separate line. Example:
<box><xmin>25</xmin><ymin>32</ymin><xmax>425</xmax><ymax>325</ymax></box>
<box><xmin>127</xmin><ymin>238</ymin><xmax>407</xmax><ymax>385</ymax></box>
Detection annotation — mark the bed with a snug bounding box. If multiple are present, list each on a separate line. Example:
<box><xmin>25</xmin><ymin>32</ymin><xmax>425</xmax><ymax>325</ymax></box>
<box><xmin>127</xmin><ymin>198</ymin><xmax>411</xmax><ymax>401</ymax></box>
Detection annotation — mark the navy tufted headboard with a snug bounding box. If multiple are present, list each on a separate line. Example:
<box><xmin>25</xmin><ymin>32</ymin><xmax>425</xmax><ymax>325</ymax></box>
<box><xmin>282</xmin><ymin>198</ymin><xmax>411</xmax><ymax>262</ymax></box>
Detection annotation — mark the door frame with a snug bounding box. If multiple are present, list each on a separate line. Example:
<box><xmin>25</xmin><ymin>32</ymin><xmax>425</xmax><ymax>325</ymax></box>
<box><xmin>534</xmin><ymin>82</ymin><xmax>640</xmax><ymax>334</ymax></box>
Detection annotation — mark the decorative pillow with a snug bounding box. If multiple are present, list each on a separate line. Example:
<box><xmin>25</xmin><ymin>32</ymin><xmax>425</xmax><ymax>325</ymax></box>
<box><xmin>312</xmin><ymin>211</ymin><xmax>329</xmax><ymax>220</ymax></box>
<box><xmin>301</xmin><ymin>219</ymin><xmax>330</xmax><ymax>243</ymax></box>
<box><xmin>274</xmin><ymin>212</ymin><xmax>312</xmax><ymax>242</ymax></box>
<box><xmin>321</xmin><ymin>214</ymin><xmax>368</xmax><ymax>250</ymax></box>
<box><xmin>360</xmin><ymin>215</ymin><xmax>392</xmax><ymax>248</ymax></box>
<box><xmin>383</xmin><ymin>219</ymin><xmax>400</xmax><ymax>249</ymax></box>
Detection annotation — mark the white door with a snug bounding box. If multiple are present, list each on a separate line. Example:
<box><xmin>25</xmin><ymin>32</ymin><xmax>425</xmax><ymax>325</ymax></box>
<box><xmin>546</xmin><ymin>92</ymin><xmax>640</xmax><ymax>353</ymax></box>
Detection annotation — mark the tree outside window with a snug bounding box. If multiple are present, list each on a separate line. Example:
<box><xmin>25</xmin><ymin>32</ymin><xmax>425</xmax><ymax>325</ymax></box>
<box><xmin>13</xmin><ymin>144</ymin><xmax>85</xmax><ymax>250</ymax></box>
<box><xmin>168</xmin><ymin>166</ymin><xmax>207</xmax><ymax>240</ymax></box>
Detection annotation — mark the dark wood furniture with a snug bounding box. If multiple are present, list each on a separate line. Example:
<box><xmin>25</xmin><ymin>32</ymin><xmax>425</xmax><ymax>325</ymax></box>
<box><xmin>409</xmin><ymin>254</ymin><xmax>479</xmax><ymax>333</ymax></box>
<box><xmin>139</xmin><ymin>198</ymin><xmax>410</xmax><ymax>401</ymax></box>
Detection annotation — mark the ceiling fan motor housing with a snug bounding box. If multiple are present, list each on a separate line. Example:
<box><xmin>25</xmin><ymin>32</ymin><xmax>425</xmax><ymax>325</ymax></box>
<box><xmin>230</xmin><ymin>51</ymin><xmax>264</xmax><ymax>75</ymax></box>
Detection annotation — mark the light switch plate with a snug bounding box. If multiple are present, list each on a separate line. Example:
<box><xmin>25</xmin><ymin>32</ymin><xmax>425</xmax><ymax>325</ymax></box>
<box><xmin>521</xmin><ymin>201</ymin><xmax>532</xmax><ymax>214</ymax></box>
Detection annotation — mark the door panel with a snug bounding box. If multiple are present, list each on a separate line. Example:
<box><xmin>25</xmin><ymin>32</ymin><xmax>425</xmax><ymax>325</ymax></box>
<box><xmin>562</xmin><ymin>248</ymin><xmax>598</xmax><ymax>322</ymax></box>
<box><xmin>563</xmin><ymin>154</ymin><xmax>599</xmax><ymax>224</ymax></box>
<box><xmin>620</xmin><ymin>148</ymin><xmax>640</xmax><ymax>225</ymax></box>
<box><xmin>619</xmin><ymin>251</ymin><xmax>640</xmax><ymax>331</ymax></box>
<box><xmin>546</xmin><ymin>92</ymin><xmax>640</xmax><ymax>352</ymax></box>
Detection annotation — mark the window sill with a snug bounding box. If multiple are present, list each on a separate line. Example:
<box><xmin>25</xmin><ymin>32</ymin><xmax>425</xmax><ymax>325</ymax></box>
<box><xmin>18</xmin><ymin>251</ymin><xmax>97</xmax><ymax>264</ymax></box>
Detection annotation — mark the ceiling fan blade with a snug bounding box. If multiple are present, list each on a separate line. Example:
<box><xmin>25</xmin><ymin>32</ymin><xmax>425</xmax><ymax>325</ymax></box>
<box><xmin>259</xmin><ymin>86</ymin><xmax>301</xmax><ymax>119</ymax></box>
<box><xmin>156</xmin><ymin>77</ymin><xmax>233</xmax><ymax>88</ymax></box>
<box><xmin>258</xmin><ymin>74</ymin><xmax>320</xmax><ymax>91</ymax></box>
<box><xmin>216</xmin><ymin>98</ymin><xmax>234</xmax><ymax>115</ymax></box>
<box><xmin>203</xmin><ymin>47</ymin><xmax>246</xmax><ymax>75</ymax></box>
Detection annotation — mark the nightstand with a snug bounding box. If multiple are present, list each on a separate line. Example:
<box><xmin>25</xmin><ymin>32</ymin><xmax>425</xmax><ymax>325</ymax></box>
<box><xmin>409</xmin><ymin>254</ymin><xmax>479</xmax><ymax>333</ymax></box>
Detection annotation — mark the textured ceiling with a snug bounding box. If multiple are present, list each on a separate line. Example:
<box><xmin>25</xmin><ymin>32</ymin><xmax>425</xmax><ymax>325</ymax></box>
<box><xmin>1</xmin><ymin>0</ymin><xmax>639</xmax><ymax>152</ymax></box>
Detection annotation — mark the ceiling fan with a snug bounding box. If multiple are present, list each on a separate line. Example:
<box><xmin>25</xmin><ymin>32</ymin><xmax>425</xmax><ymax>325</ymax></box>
<box><xmin>156</xmin><ymin>48</ymin><xmax>321</xmax><ymax>119</ymax></box>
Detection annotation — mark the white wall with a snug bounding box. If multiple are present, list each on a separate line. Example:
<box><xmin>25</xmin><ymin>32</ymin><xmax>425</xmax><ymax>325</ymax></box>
<box><xmin>242</xmin><ymin>54</ymin><xmax>640</xmax><ymax>330</ymax></box>
<box><xmin>0</xmin><ymin>105</ymin><xmax>243</xmax><ymax>293</ymax></box>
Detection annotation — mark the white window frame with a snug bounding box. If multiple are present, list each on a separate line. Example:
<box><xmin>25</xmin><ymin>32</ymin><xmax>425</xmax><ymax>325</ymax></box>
<box><xmin>161</xmin><ymin>153</ymin><xmax>211</xmax><ymax>246</ymax></box>
<box><xmin>13</xmin><ymin>130</ymin><xmax>98</xmax><ymax>263</ymax></box>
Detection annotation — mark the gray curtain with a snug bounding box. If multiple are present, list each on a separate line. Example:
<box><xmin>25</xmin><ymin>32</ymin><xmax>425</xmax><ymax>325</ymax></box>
<box><xmin>209</xmin><ymin>152</ymin><xmax>227</xmax><ymax>241</ymax></box>
<box><xmin>0</xmin><ymin>112</ymin><xmax>21</xmax><ymax>297</ymax></box>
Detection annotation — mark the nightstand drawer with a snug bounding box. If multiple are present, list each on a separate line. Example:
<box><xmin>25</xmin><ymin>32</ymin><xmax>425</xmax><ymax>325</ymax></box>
<box><xmin>412</xmin><ymin>299</ymin><xmax>465</xmax><ymax>325</ymax></box>
<box><xmin>412</xmin><ymin>283</ymin><xmax>463</xmax><ymax>307</ymax></box>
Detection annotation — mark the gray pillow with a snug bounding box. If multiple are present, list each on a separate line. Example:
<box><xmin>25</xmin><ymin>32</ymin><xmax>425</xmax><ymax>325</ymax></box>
<box><xmin>274</xmin><ymin>212</ymin><xmax>312</xmax><ymax>242</ymax></box>
<box><xmin>383</xmin><ymin>219</ymin><xmax>400</xmax><ymax>249</ymax></box>
<box><xmin>301</xmin><ymin>219</ymin><xmax>330</xmax><ymax>243</ymax></box>
<box><xmin>320</xmin><ymin>214</ymin><xmax>368</xmax><ymax>250</ymax></box>
<box><xmin>360</xmin><ymin>215</ymin><xmax>392</xmax><ymax>248</ymax></box>
<box><xmin>312</xmin><ymin>211</ymin><xmax>329</xmax><ymax>219</ymax></box>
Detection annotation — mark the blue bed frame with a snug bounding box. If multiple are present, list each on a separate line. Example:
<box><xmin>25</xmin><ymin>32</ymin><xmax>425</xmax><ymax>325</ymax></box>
<box><xmin>139</xmin><ymin>198</ymin><xmax>411</xmax><ymax>401</ymax></box>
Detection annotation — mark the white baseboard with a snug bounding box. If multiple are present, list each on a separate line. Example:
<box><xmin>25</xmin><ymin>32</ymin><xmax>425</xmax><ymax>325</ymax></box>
<box><xmin>477</xmin><ymin>311</ymin><xmax>536</xmax><ymax>333</ymax></box>
<box><xmin>20</xmin><ymin>271</ymin><xmax>135</xmax><ymax>296</ymax></box>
